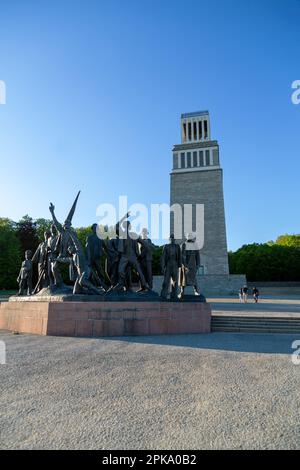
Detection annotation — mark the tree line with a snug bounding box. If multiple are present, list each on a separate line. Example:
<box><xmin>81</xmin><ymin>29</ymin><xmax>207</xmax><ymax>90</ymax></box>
<box><xmin>1</xmin><ymin>215</ymin><xmax>300</xmax><ymax>289</ymax></box>
<box><xmin>229</xmin><ymin>237</ymin><xmax>300</xmax><ymax>282</ymax></box>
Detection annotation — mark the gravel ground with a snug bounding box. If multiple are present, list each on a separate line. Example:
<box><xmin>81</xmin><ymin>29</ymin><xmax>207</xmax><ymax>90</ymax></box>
<box><xmin>0</xmin><ymin>330</ymin><xmax>300</xmax><ymax>450</ymax></box>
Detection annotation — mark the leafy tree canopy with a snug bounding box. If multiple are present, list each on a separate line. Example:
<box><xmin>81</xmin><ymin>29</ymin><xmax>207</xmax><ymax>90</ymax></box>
<box><xmin>275</xmin><ymin>234</ymin><xmax>300</xmax><ymax>247</ymax></box>
<box><xmin>229</xmin><ymin>242</ymin><xmax>300</xmax><ymax>281</ymax></box>
<box><xmin>0</xmin><ymin>217</ymin><xmax>22</xmax><ymax>289</ymax></box>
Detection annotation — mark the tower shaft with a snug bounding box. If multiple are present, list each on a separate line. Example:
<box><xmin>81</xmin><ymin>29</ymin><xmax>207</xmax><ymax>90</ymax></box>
<box><xmin>170</xmin><ymin>111</ymin><xmax>229</xmax><ymax>275</ymax></box>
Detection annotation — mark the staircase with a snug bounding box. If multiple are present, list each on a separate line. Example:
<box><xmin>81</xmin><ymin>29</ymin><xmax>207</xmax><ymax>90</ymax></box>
<box><xmin>212</xmin><ymin>315</ymin><xmax>300</xmax><ymax>333</ymax></box>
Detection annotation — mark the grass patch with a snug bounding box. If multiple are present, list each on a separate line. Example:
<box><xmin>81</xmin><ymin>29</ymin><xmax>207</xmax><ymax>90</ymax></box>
<box><xmin>0</xmin><ymin>290</ymin><xmax>17</xmax><ymax>296</ymax></box>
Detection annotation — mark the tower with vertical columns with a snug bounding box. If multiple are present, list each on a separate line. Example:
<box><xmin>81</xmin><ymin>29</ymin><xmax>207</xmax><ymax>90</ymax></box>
<box><xmin>170</xmin><ymin>111</ymin><xmax>229</xmax><ymax>276</ymax></box>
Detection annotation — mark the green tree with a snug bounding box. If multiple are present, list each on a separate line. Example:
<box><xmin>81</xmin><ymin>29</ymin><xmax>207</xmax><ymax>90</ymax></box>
<box><xmin>36</xmin><ymin>218</ymin><xmax>52</xmax><ymax>241</ymax></box>
<box><xmin>0</xmin><ymin>218</ymin><xmax>22</xmax><ymax>290</ymax></box>
<box><xmin>76</xmin><ymin>224</ymin><xmax>109</xmax><ymax>250</ymax></box>
<box><xmin>76</xmin><ymin>226</ymin><xmax>91</xmax><ymax>251</ymax></box>
<box><xmin>275</xmin><ymin>234</ymin><xmax>300</xmax><ymax>247</ymax></box>
<box><xmin>229</xmin><ymin>243</ymin><xmax>300</xmax><ymax>282</ymax></box>
<box><xmin>16</xmin><ymin>215</ymin><xmax>40</xmax><ymax>256</ymax></box>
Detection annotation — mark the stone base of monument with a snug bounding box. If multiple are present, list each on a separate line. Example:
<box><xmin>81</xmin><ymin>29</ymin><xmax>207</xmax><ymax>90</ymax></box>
<box><xmin>0</xmin><ymin>298</ymin><xmax>211</xmax><ymax>337</ymax></box>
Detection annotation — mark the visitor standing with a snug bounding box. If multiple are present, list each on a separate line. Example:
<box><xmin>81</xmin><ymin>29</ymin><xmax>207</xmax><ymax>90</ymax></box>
<box><xmin>242</xmin><ymin>285</ymin><xmax>248</xmax><ymax>303</ymax></box>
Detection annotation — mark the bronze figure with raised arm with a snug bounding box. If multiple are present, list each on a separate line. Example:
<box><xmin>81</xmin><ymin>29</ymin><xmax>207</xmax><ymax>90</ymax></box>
<box><xmin>48</xmin><ymin>191</ymin><xmax>80</xmax><ymax>287</ymax></box>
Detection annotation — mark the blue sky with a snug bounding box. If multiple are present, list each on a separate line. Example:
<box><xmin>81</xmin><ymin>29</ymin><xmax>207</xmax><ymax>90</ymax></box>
<box><xmin>0</xmin><ymin>0</ymin><xmax>299</xmax><ymax>250</ymax></box>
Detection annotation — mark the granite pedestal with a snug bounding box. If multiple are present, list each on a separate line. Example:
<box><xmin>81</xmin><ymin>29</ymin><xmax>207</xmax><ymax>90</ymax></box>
<box><xmin>0</xmin><ymin>297</ymin><xmax>211</xmax><ymax>337</ymax></box>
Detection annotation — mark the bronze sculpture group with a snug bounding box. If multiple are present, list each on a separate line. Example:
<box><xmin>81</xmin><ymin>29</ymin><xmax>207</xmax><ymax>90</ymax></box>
<box><xmin>17</xmin><ymin>192</ymin><xmax>202</xmax><ymax>301</ymax></box>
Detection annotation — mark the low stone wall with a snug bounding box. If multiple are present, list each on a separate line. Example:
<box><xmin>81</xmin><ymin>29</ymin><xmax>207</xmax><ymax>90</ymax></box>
<box><xmin>153</xmin><ymin>274</ymin><xmax>247</xmax><ymax>297</ymax></box>
<box><xmin>0</xmin><ymin>300</ymin><xmax>211</xmax><ymax>337</ymax></box>
<box><xmin>247</xmin><ymin>282</ymin><xmax>300</xmax><ymax>296</ymax></box>
<box><xmin>247</xmin><ymin>282</ymin><xmax>300</xmax><ymax>287</ymax></box>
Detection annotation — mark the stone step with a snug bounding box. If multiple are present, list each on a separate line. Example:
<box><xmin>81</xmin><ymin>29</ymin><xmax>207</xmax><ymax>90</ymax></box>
<box><xmin>213</xmin><ymin>316</ymin><xmax>300</xmax><ymax>322</ymax></box>
<box><xmin>212</xmin><ymin>319</ymin><xmax>300</xmax><ymax>326</ymax></box>
<box><xmin>211</xmin><ymin>315</ymin><xmax>300</xmax><ymax>333</ymax></box>
<box><xmin>212</xmin><ymin>323</ymin><xmax>300</xmax><ymax>329</ymax></box>
<box><xmin>212</xmin><ymin>325</ymin><xmax>300</xmax><ymax>331</ymax></box>
<box><xmin>212</xmin><ymin>327</ymin><xmax>300</xmax><ymax>333</ymax></box>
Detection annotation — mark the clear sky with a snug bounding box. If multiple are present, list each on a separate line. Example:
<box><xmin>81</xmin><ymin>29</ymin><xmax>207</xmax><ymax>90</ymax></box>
<box><xmin>0</xmin><ymin>0</ymin><xmax>299</xmax><ymax>250</ymax></box>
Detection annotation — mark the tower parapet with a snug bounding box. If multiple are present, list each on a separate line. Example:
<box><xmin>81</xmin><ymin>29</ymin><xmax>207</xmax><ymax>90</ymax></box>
<box><xmin>172</xmin><ymin>111</ymin><xmax>220</xmax><ymax>173</ymax></box>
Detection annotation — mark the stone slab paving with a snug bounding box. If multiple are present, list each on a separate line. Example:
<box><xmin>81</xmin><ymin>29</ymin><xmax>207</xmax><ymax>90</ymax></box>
<box><xmin>209</xmin><ymin>298</ymin><xmax>300</xmax><ymax>318</ymax></box>
<box><xmin>0</xmin><ymin>330</ymin><xmax>300</xmax><ymax>450</ymax></box>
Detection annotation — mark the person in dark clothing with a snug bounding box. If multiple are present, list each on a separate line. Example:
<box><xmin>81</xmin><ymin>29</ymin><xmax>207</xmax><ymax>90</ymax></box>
<box><xmin>242</xmin><ymin>285</ymin><xmax>248</xmax><ymax>303</ymax></box>
<box><xmin>252</xmin><ymin>286</ymin><xmax>259</xmax><ymax>303</ymax></box>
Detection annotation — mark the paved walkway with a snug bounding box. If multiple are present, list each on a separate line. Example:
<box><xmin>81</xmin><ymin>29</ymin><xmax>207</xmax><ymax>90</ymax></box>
<box><xmin>0</xmin><ymin>329</ymin><xmax>300</xmax><ymax>450</ymax></box>
<box><xmin>209</xmin><ymin>298</ymin><xmax>300</xmax><ymax>318</ymax></box>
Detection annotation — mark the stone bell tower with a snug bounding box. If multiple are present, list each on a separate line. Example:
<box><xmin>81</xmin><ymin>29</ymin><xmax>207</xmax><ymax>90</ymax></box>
<box><xmin>170</xmin><ymin>111</ymin><xmax>229</xmax><ymax>276</ymax></box>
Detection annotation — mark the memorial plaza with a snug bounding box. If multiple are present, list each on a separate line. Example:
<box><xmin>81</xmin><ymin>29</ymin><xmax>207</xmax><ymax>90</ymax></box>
<box><xmin>1</xmin><ymin>296</ymin><xmax>300</xmax><ymax>450</ymax></box>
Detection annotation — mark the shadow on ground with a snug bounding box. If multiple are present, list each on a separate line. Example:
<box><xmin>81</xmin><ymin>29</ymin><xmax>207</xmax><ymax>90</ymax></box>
<box><xmin>97</xmin><ymin>331</ymin><xmax>298</xmax><ymax>355</ymax></box>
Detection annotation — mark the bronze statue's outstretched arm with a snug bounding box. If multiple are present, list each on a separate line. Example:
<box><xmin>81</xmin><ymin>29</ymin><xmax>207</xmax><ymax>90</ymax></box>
<box><xmin>49</xmin><ymin>203</ymin><xmax>63</xmax><ymax>233</ymax></box>
<box><xmin>115</xmin><ymin>211</ymin><xmax>130</xmax><ymax>237</ymax></box>
<box><xmin>119</xmin><ymin>211</ymin><xmax>130</xmax><ymax>225</ymax></box>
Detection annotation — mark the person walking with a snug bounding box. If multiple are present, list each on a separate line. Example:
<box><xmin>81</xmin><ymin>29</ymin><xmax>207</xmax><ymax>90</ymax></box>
<box><xmin>252</xmin><ymin>286</ymin><xmax>259</xmax><ymax>303</ymax></box>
